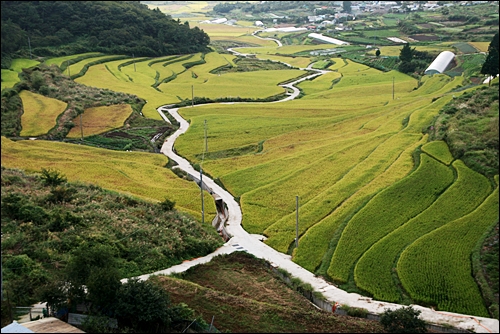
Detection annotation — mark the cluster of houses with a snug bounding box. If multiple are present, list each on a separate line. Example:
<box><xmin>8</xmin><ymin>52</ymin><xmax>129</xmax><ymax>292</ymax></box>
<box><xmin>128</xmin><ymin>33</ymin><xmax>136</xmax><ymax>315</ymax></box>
<box><xmin>203</xmin><ymin>1</ymin><xmax>495</xmax><ymax>31</ymax></box>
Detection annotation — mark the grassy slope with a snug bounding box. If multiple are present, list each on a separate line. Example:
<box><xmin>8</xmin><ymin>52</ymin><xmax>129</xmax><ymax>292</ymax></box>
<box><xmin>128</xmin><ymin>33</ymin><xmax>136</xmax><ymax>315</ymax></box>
<box><xmin>153</xmin><ymin>252</ymin><xmax>386</xmax><ymax>333</ymax></box>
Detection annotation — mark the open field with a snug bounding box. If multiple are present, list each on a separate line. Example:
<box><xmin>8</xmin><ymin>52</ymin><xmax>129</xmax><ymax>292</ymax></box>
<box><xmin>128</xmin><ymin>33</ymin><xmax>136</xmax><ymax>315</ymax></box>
<box><xmin>19</xmin><ymin>90</ymin><xmax>68</xmax><ymax>137</ymax></box>
<box><xmin>0</xmin><ymin>136</ymin><xmax>216</xmax><ymax>221</ymax></box>
<box><xmin>66</xmin><ymin>104</ymin><xmax>133</xmax><ymax>138</ymax></box>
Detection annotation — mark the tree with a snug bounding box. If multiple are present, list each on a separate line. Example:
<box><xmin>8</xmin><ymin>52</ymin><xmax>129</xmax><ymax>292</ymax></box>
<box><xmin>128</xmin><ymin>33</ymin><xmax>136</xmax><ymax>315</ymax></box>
<box><xmin>114</xmin><ymin>278</ymin><xmax>173</xmax><ymax>332</ymax></box>
<box><xmin>399</xmin><ymin>43</ymin><xmax>415</xmax><ymax>63</ymax></box>
<box><xmin>343</xmin><ymin>1</ymin><xmax>352</xmax><ymax>13</ymax></box>
<box><xmin>376</xmin><ymin>49</ymin><xmax>381</xmax><ymax>57</ymax></box>
<box><xmin>481</xmin><ymin>32</ymin><xmax>499</xmax><ymax>86</ymax></box>
<box><xmin>380</xmin><ymin>306</ymin><xmax>427</xmax><ymax>333</ymax></box>
<box><xmin>64</xmin><ymin>243</ymin><xmax>121</xmax><ymax>314</ymax></box>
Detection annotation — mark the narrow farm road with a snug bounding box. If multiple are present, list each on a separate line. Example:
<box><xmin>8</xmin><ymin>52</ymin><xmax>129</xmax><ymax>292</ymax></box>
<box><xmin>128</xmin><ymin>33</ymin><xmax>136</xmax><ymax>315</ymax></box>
<box><xmin>130</xmin><ymin>64</ymin><xmax>500</xmax><ymax>333</ymax></box>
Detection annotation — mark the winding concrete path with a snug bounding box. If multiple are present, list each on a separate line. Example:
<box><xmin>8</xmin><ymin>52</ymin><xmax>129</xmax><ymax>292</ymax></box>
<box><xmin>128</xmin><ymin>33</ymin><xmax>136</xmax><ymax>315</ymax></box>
<box><xmin>128</xmin><ymin>48</ymin><xmax>498</xmax><ymax>334</ymax></box>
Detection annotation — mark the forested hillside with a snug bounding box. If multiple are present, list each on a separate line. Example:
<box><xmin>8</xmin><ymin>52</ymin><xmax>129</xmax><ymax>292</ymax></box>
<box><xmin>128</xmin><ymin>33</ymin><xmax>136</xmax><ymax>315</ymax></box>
<box><xmin>0</xmin><ymin>1</ymin><xmax>210</xmax><ymax>67</ymax></box>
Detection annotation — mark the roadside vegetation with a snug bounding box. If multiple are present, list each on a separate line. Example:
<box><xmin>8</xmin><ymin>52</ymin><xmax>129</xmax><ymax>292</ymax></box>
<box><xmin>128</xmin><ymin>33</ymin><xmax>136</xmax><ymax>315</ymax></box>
<box><xmin>1</xmin><ymin>167</ymin><xmax>223</xmax><ymax>326</ymax></box>
<box><xmin>154</xmin><ymin>251</ymin><xmax>386</xmax><ymax>333</ymax></box>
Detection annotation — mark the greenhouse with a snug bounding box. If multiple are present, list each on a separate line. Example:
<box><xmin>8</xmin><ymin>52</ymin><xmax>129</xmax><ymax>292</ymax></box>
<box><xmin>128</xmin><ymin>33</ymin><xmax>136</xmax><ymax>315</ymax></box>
<box><xmin>424</xmin><ymin>51</ymin><xmax>455</xmax><ymax>75</ymax></box>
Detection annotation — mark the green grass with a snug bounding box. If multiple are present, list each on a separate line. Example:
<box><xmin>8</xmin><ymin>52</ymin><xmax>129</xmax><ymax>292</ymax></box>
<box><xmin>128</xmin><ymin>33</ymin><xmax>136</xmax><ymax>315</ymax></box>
<box><xmin>10</xmin><ymin>59</ymin><xmax>40</xmax><ymax>72</ymax></box>
<box><xmin>44</xmin><ymin>52</ymin><xmax>102</xmax><ymax>67</ymax></box>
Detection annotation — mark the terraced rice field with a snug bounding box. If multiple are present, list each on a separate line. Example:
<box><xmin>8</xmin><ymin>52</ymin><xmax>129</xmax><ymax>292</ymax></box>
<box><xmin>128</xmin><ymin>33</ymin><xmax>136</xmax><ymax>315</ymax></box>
<box><xmin>66</xmin><ymin>104</ymin><xmax>133</xmax><ymax>138</ymax></box>
<box><xmin>3</xmin><ymin>29</ymin><xmax>497</xmax><ymax>318</ymax></box>
<box><xmin>171</xmin><ymin>53</ymin><xmax>496</xmax><ymax>316</ymax></box>
<box><xmin>0</xmin><ymin>136</ymin><xmax>216</xmax><ymax>221</ymax></box>
<box><xmin>19</xmin><ymin>90</ymin><xmax>68</xmax><ymax>136</ymax></box>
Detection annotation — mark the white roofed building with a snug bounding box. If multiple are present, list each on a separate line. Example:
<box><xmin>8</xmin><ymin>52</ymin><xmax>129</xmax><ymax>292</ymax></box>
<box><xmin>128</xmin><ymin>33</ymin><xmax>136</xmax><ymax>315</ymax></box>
<box><xmin>424</xmin><ymin>51</ymin><xmax>455</xmax><ymax>75</ymax></box>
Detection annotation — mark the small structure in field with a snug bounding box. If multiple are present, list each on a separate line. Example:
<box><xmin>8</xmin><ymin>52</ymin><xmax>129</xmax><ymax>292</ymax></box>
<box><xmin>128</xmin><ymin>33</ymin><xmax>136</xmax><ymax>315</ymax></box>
<box><xmin>424</xmin><ymin>51</ymin><xmax>455</xmax><ymax>75</ymax></box>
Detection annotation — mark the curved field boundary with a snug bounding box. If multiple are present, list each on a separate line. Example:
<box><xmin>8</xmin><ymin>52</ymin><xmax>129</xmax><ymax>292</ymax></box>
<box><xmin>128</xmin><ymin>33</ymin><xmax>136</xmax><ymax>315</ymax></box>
<box><xmin>66</xmin><ymin>104</ymin><xmax>133</xmax><ymax>138</ymax></box>
<box><xmin>421</xmin><ymin>140</ymin><xmax>454</xmax><ymax>165</ymax></box>
<box><xmin>327</xmin><ymin>153</ymin><xmax>455</xmax><ymax>283</ymax></box>
<box><xmin>294</xmin><ymin>135</ymin><xmax>426</xmax><ymax>273</ymax></box>
<box><xmin>19</xmin><ymin>90</ymin><xmax>68</xmax><ymax>137</ymax></box>
<box><xmin>244</xmin><ymin>133</ymin><xmax>391</xmax><ymax>237</ymax></box>
<box><xmin>44</xmin><ymin>52</ymin><xmax>102</xmax><ymax>67</ymax></box>
<box><xmin>354</xmin><ymin>159</ymin><xmax>492</xmax><ymax>302</ymax></box>
<box><xmin>397</xmin><ymin>183</ymin><xmax>499</xmax><ymax>317</ymax></box>
<box><xmin>261</xmin><ymin>102</ymin><xmax>433</xmax><ymax>252</ymax></box>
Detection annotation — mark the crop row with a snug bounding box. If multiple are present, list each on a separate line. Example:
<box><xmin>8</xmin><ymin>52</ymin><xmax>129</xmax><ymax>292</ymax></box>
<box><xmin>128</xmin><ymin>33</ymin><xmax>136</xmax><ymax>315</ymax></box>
<box><xmin>354</xmin><ymin>159</ymin><xmax>492</xmax><ymax>302</ymax></box>
<box><xmin>397</xmin><ymin>184</ymin><xmax>498</xmax><ymax>317</ymax></box>
<box><xmin>262</xmin><ymin>115</ymin><xmax>428</xmax><ymax>252</ymax></box>
<box><xmin>327</xmin><ymin>153</ymin><xmax>455</xmax><ymax>283</ymax></box>
<box><xmin>294</xmin><ymin>135</ymin><xmax>427</xmax><ymax>273</ymax></box>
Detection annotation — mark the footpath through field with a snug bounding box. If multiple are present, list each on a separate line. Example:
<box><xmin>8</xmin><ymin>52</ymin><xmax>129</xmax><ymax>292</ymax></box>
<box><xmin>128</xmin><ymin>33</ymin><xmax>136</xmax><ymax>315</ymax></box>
<box><xmin>133</xmin><ymin>63</ymin><xmax>499</xmax><ymax>332</ymax></box>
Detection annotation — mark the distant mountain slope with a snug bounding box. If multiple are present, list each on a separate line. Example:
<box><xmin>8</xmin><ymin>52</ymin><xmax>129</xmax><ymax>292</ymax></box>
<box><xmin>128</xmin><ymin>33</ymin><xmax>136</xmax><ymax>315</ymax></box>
<box><xmin>1</xmin><ymin>1</ymin><xmax>210</xmax><ymax>65</ymax></box>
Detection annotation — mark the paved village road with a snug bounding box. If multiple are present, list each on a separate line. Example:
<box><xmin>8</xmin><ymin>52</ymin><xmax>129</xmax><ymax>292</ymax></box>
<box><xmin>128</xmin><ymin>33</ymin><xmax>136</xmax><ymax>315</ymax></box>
<box><xmin>123</xmin><ymin>47</ymin><xmax>498</xmax><ymax>333</ymax></box>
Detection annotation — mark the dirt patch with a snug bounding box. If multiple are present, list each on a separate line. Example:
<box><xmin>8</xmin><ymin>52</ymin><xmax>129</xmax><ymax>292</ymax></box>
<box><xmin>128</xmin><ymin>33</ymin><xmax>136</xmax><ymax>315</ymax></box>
<box><xmin>408</xmin><ymin>34</ymin><xmax>439</xmax><ymax>41</ymax></box>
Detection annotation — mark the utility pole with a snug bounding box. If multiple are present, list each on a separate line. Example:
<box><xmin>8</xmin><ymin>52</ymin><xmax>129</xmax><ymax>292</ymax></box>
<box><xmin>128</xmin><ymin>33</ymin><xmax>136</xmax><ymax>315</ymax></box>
<box><xmin>67</xmin><ymin>60</ymin><xmax>71</xmax><ymax>77</ymax></box>
<box><xmin>132</xmin><ymin>53</ymin><xmax>136</xmax><ymax>72</ymax></box>
<box><xmin>392</xmin><ymin>76</ymin><xmax>395</xmax><ymax>100</ymax></box>
<box><xmin>80</xmin><ymin>114</ymin><xmax>83</xmax><ymax>140</ymax></box>
<box><xmin>28</xmin><ymin>37</ymin><xmax>32</xmax><ymax>60</ymax></box>
<box><xmin>192</xmin><ymin>85</ymin><xmax>194</xmax><ymax>107</ymax></box>
<box><xmin>295</xmin><ymin>196</ymin><xmax>299</xmax><ymax>248</ymax></box>
<box><xmin>200</xmin><ymin>167</ymin><xmax>204</xmax><ymax>224</ymax></box>
<box><xmin>204</xmin><ymin>120</ymin><xmax>208</xmax><ymax>153</ymax></box>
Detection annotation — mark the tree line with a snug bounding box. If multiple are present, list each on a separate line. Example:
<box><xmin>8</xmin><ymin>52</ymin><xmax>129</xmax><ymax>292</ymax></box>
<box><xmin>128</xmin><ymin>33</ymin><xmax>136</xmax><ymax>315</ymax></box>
<box><xmin>1</xmin><ymin>1</ymin><xmax>210</xmax><ymax>68</ymax></box>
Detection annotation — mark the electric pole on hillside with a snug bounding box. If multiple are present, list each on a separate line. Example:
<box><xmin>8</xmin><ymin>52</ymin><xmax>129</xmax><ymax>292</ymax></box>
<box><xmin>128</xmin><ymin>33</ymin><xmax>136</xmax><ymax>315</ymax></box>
<box><xmin>132</xmin><ymin>53</ymin><xmax>136</xmax><ymax>72</ymax></box>
<box><xmin>192</xmin><ymin>85</ymin><xmax>194</xmax><ymax>107</ymax></box>
<box><xmin>80</xmin><ymin>114</ymin><xmax>83</xmax><ymax>140</ymax></box>
<box><xmin>67</xmin><ymin>60</ymin><xmax>71</xmax><ymax>77</ymax></box>
<box><xmin>200</xmin><ymin>167</ymin><xmax>204</xmax><ymax>224</ymax></box>
<box><xmin>295</xmin><ymin>196</ymin><xmax>299</xmax><ymax>248</ymax></box>
<box><xmin>392</xmin><ymin>76</ymin><xmax>395</xmax><ymax>100</ymax></box>
<box><xmin>28</xmin><ymin>37</ymin><xmax>32</xmax><ymax>60</ymax></box>
<box><xmin>204</xmin><ymin>120</ymin><xmax>208</xmax><ymax>152</ymax></box>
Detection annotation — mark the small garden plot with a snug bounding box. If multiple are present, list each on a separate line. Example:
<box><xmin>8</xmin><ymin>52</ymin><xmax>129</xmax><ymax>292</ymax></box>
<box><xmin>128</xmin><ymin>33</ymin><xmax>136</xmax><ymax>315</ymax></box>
<box><xmin>67</xmin><ymin>104</ymin><xmax>133</xmax><ymax>138</ymax></box>
<box><xmin>19</xmin><ymin>90</ymin><xmax>67</xmax><ymax>137</ymax></box>
<box><xmin>1</xmin><ymin>69</ymin><xmax>19</xmax><ymax>91</ymax></box>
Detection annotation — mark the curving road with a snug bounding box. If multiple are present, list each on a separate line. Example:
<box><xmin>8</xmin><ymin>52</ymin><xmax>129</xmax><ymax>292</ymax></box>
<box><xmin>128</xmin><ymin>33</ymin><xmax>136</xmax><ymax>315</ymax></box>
<box><xmin>128</xmin><ymin>47</ymin><xmax>499</xmax><ymax>334</ymax></box>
